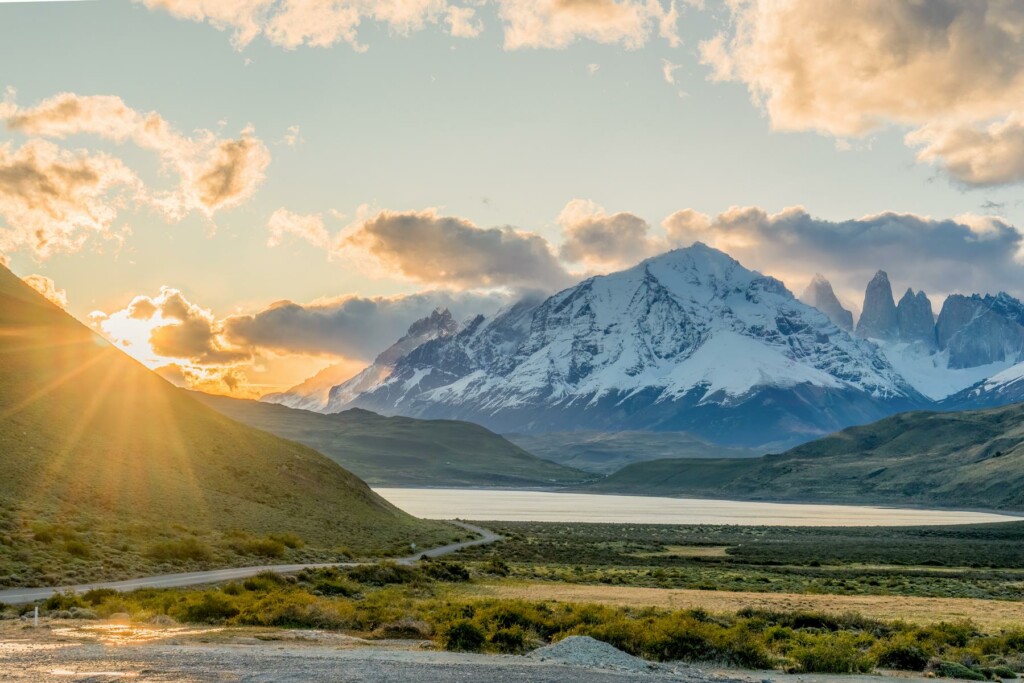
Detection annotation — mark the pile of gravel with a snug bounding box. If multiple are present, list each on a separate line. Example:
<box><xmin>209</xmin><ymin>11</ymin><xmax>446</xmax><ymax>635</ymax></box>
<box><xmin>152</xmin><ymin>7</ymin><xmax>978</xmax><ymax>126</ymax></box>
<box><xmin>528</xmin><ymin>636</ymin><xmax>658</xmax><ymax>673</ymax></box>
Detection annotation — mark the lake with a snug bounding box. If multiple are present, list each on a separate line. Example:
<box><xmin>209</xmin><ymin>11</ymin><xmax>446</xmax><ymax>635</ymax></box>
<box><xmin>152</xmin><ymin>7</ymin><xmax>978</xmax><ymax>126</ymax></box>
<box><xmin>373</xmin><ymin>488</ymin><xmax>1020</xmax><ymax>527</ymax></box>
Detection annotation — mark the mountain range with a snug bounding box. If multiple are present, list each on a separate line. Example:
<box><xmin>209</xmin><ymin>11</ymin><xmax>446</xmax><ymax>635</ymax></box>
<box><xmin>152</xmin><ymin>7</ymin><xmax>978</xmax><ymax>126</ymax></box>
<box><xmin>266</xmin><ymin>244</ymin><xmax>1024</xmax><ymax>449</ymax></box>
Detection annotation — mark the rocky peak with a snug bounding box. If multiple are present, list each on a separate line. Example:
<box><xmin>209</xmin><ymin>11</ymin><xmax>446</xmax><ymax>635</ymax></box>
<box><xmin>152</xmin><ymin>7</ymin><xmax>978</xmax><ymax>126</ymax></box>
<box><xmin>800</xmin><ymin>273</ymin><xmax>854</xmax><ymax>331</ymax></box>
<box><xmin>896</xmin><ymin>289</ymin><xmax>936</xmax><ymax>347</ymax></box>
<box><xmin>937</xmin><ymin>294</ymin><xmax>1024</xmax><ymax>369</ymax></box>
<box><xmin>856</xmin><ymin>270</ymin><xmax>898</xmax><ymax>341</ymax></box>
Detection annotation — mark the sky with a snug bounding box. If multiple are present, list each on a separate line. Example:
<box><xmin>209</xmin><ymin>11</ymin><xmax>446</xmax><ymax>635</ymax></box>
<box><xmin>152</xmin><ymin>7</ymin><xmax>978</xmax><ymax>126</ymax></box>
<box><xmin>2</xmin><ymin>0</ymin><xmax>1024</xmax><ymax>396</ymax></box>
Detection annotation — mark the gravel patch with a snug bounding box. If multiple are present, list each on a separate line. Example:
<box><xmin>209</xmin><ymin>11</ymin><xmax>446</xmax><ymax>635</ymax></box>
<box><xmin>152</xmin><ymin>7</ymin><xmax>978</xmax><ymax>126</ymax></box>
<box><xmin>530</xmin><ymin>636</ymin><xmax>661</xmax><ymax>673</ymax></box>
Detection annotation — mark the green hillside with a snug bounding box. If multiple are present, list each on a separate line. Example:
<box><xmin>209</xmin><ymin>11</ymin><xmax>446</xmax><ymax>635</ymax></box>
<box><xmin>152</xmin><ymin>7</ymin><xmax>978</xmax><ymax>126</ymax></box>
<box><xmin>0</xmin><ymin>265</ymin><xmax>459</xmax><ymax>587</ymax></box>
<box><xmin>588</xmin><ymin>406</ymin><xmax>1024</xmax><ymax>511</ymax></box>
<box><xmin>506</xmin><ymin>430</ymin><xmax>760</xmax><ymax>475</ymax></box>
<box><xmin>194</xmin><ymin>394</ymin><xmax>590</xmax><ymax>487</ymax></box>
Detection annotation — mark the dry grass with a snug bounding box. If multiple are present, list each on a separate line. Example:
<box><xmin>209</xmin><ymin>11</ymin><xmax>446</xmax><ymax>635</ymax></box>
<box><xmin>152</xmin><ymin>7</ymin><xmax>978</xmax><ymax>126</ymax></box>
<box><xmin>458</xmin><ymin>581</ymin><xmax>1024</xmax><ymax>630</ymax></box>
<box><xmin>629</xmin><ymin>545</ymin><xmax>731</xmax><ymax>558</ymax></box>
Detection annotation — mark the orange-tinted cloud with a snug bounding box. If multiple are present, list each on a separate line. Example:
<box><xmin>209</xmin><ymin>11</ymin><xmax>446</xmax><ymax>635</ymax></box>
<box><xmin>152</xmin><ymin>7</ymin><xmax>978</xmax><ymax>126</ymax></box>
<box><xmin>138</xmin><ymin>0</ymin><xmax>677</xmax><ymax>51</ymax></box>
<box><xmin>4</xmin><ymin>92</ymin><xmax>270</xmax><ymax>219</ymax></box>
<box><xmin>345</xmin><ymin>208</ymin><xmax>572</xmax><ymax>289</ymax></box>
<box><xmin>0</xmin><ymin>139</ymin><xmax>139</xmax><ymax>258</ymax></box>
<box><xmin>702</xmin><ymin>0</ymin><xmax>1024</xmax><ymax>186</ymax></box>
<box><xmin>557</xmin><ymin>199</ymin><xmax>664</xmax><ymax>270</ymax></box>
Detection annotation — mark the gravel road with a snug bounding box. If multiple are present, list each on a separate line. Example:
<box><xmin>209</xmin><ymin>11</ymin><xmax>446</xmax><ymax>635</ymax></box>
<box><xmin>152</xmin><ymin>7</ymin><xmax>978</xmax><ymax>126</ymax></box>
<box><xmin>0</xmin><ymin>522</ymin><xmax>501</xmax><ymax>605</ymax></box>
<box><xmin>0</xmin><ymin>640</ymin><xmax>733</xmax><ymax>682</ymax></box>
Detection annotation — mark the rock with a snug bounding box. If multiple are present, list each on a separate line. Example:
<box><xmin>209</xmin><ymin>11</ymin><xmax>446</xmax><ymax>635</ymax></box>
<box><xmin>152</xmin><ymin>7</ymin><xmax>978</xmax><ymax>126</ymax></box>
<box><xmin>896</xmin><ymin>289</ymin><xmax>936</xmax><ymax>347</ymax></box>
<box><xmin>800</xmin><ymin>274</ymin><xmax>854</xmax><ymax>331</ymax></box>
<box><xmin>937</xmin><ymin>294</ymin><xmax>1024</xmax><ymax>369</ymax></box>
<box><xmin>857</xmin><ymin>270</ymin><xmax>898</xmax><ymax>341</ymax></box>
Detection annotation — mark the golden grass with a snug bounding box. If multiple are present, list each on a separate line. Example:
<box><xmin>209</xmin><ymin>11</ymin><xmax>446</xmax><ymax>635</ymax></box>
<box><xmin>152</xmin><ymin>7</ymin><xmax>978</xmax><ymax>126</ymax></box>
<box><xmin>458</xmin><ymin>581</ymin><xmax>1024</xmax><ymax>630</ymax></box>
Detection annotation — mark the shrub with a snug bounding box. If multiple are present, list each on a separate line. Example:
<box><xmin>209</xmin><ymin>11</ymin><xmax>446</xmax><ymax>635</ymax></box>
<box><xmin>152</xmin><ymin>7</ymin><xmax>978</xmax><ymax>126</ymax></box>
<box><xmin>146</xmin><ymin>538</ymin><xmax>214</xmax><ymax>563</ymax></box>
<box><xmin>375</xmin><ymin>618</ymin><xmax>433</xmax><ymax>639</ymax></box>
<box><xmin>237</xmin><ymin>591</ymin><xmax>349</xmax><ymax>629</ymax></box>
<box><xmin>421</xmin><ymin>561</ymin><xmax>470</xmax><ymax>583</ymax></box>
<box><xmin>789</xmin><ymin>634</ymin><xmax>873</xmax><ymax>674</ymax></box>
<box><xmin>63</xmin><ymin>540</ymin><xmax>91</xmax><ymax>558</ymax></box>
<box><xmin>993</xmin><ymin>666</ymin><xmax>1019</xmax><ymax>679</ymax></box>
<box><xmin>44</xmin><ymin>591</ymin><xmax>83</xmax><ymax>611</ymax></box>
<box><xmin>170</xmin><ymin>592</ymin><xmax>240</xmax><ymax>623</ymax></box>
<box><xmin>347</xmin><ymin>562</ymin><xmax>420</xmax><ymax>586</ymax></box>
<box><xmin>489</xmin><ymin>626</ymin><xmax>529</xmax><ymax>654</ymax></box>
<box><xmin>81</xmin><ymin>588</ymin><xmax>119</xmax><ymax>606</ymax></box>
<box><xmin>874</xmin><ymin>636</ymin><xmax>932</xmax><ymax>671</ymax></box>
<box><xmin>929</xmin><ymin>660</ymin><xmax>987</xmax><ymax>681</ymax></box>
<box><xmin>269</xmin><ymin>533</ymin><xmax>305</xmax><ymax>549</ymax></box>
<box><xmin>484</xmin><ymin>557</ymin><xmax>510</xmax><ymax>576</ymax></box>
<box><xmin>441</xmin><ymin>620</ymin><xmax>486</xmax><ymax>652</ymax></box>
<box><xmin>232</xmin><ymin>537</ymin><xmax>287</xmax><ymax>558</ymax></box>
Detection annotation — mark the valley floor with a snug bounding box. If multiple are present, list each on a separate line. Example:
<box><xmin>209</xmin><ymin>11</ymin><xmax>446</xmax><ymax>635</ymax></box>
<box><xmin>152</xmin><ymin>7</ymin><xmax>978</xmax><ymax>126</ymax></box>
<box><xmin>458</xmin><ymin>581</ymin><xmax>1024</xmax><ymax>630</ymax></box>
<box><xmin>0</xmin><ymin>622</ymin><xmax>957</xmax><ymax>683</ymax></box>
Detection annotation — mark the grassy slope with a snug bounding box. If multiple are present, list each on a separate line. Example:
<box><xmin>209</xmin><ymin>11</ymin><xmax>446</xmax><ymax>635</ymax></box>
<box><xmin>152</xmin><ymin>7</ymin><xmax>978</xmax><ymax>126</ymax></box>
<box><xmin>0</xmin><ymin>265</ymin><xmax>457</xmax><ymax>586</ymax></box>
<box><xmin>193</xmin><ymin>394</ymin><xmax>590</xmax><ymax>487</ymax></box>
<box><xmin>505</xmin><ymin>430</ymin><xmax>760</xmax><ymax>475</ymax></box>
<box><xmin>586</xmin><ymin>406</ymin><xmax>1024</xmax><ymax>511</ymax></box>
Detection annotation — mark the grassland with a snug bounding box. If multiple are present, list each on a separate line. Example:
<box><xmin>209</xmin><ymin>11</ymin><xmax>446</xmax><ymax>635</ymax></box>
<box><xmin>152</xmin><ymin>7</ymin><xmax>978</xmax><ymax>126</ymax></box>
<box><xmin>447</xmin><ymin>521</ymin><xmax>1024</xmax><ymax>601</ymax></box>
<box><xmin>193</xmin><ymin>394</ymin><xmax>590</xmax><ymax>487</ymax></box>
<box><xmin>0</xmin><ymin>264</ymin><xmax>460</xmax><ymax>587</ymax></box>
<box><xmin>586</xmin><ymin>406</ymin><xmax>1024</xmax><ymax>511</ymax></box>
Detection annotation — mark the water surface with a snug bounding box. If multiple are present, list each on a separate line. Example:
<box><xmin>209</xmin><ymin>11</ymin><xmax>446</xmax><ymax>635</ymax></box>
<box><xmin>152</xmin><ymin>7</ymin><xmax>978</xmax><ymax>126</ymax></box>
<box><xmin>374</xmin><ymin>488</ymin><xmax>1019</xmax><ymax>527</ymax></box>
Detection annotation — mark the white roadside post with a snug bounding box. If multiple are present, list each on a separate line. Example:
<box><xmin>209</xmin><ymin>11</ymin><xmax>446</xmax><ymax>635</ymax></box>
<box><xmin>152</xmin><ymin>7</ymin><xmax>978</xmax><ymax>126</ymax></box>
<box><xmin>33</xmin><ymin>606</ymin><xmax>38</xmax><ymax>627</ymax></box>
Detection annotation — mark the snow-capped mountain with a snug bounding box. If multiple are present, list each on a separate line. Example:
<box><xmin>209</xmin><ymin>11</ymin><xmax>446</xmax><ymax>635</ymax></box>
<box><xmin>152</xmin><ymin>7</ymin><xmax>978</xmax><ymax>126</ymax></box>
<box><xmin>940</xmin><ymin>361</ymin><xmax>1024</xmax><ymax>410</ymax></box>
<box><xmin>841</xmin><ymin>271</ymin><xmax>1024</xmax><ymax>401</ymax></box>
<box><xmin>263</xmin><ymin>307</ymin><xmax>459</xmax><ymax>412</ymax></box>
<box><xmin>346</xmin><ymin>245</ymin><xmax>923</xmax><ymax>448</ymax></box>
<box><xmin>800</xmin><ymin>274</ymin><xmax>853</xmax><ymax>331</ymax></box>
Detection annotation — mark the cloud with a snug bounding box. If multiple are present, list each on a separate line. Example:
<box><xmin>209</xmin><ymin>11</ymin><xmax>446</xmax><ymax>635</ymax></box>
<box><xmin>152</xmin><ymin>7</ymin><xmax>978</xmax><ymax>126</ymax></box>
<box><xmin>266</xmin><ymin>208</ymin><xmax>333</xmax><ymax>249</ymax></box>
<box><xmin>701</xmin><ymin>0</ymin><xmax>1024</xmax><ymax>186</ymax></box>
<box><xmin>223</xmin><ymin>289</ymin><xmax>512</xmax><ymax>360</ymax></box>
<box><xmin>557</xmin><ymin>199</ymin><xmax>664</xmax><ymax>270</ymax></box>
<box><xmin>907</xmin><ymin>115</ymin><xmax>1024</xmax><ymax>187</ymax></box>
<box><xmin>139</xmin><ymin>0</ymin><xmax>471</xmax><ymax>51</ymax></box>
<box><xmin>138</xmin><ymin>0</ymin><xmax>678</xmax><ymax>51</ymax></box>
<box><xmin>3</xmin><ymin>92</ymin><xmax>270</xmax><ymax>219</ymax></box>
<box><xmin>22</xmin><ymin>274</ymin><xmax>68</xmax><ymax>309</ymax></box>
<box><xmin>99</xmin><ymin>287</ymin><xmax>251</xmax><ymax>366</ymax></box>
<box><xmin>662</xmin><ymin>205</ymin><xmax>1024</xmax><ymax>302</ymax></box>
<box><xmin>498</xmin><ymin>0</ymin><xmax>679</xmax><ymax>50</ymax></box>
<box><xmin>0</xmin><ymin>139</ymin><xmax>139</xmax><ymax>258</ymax></box>
<box><xmin>661</xmin><ymin>57</ymin><xmax>681</xmax><ymax>84</ymax></box>
<box><xmin>345</xmin><ymin>208</ymin><xmax>573</xmax><ymax>290</ymax></box>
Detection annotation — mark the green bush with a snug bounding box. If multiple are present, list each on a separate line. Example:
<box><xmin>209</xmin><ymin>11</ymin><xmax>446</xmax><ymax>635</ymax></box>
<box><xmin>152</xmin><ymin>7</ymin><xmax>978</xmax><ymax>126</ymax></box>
<box><xmin>236</xmin><ymin>591</ymin><xmax>349</xmax><ymax>629</ymax></box>
<box><xmin>789</xmin><ymin>634</ymin><xmax>873</xmax><ymax>673</ymax></box>
<box><xmin>441</xmin><ymin>620</ymin><xmax>486</xmax><ymax>652</ymax></box>
<box><xmin>44</xmin><ymin>591</ymin><xmax>83</xmax><ymax>611</ymax></box>
<box><xmin>232</xmin><ymin>537</ymin><xmax>287</xmax><ymax>558</ymax></box>
<box><xmin>930</xmin><ymin>660</ymin><xmax>988</xmax><ymax>680</ymax></box>
<box><xmin>347</xmin><ymin>562</ymin><xmax>420</xmax><ymax>586</ymax></box>
<box><xmin>63</xmin><ymin>540</ymin><xmax>91</xmax><ymax>558</ymax></box>
<box><xmin>170</xmin><ymin>592</ymin><xmax>240</xmax><ymax>623</ymax></box>
<box><xmin>993</xmin><ymin>666</ymin><xmax>1019</xmax><ymax>679</ymax></box>
<box><xmin>874</xmin><ymin>635</ymin><xmax>932</xmax><ymax>671</ymax></box>
<box><xmin>489</xmin><ymin>626</ymin><xmax>529</xmax><ymax>654</ymax></box>
<box><xmin>81</xmin><ymin>588</ymin><xmax>119</xmax><ymax>606</ymax></box>
<box><xmin>146</xmin><ymin>538</ymin><xmax>214</xmax><ymax>563</ymax></box>
<box><xmin>421</xmin><ymin>561</ymin><xmax>470</xmax><ymax>583</ymax></box>
<box><xmin>268</xmin><ymin>532</ymin><xmax>305</xmax><ymax>549</ymax></box>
